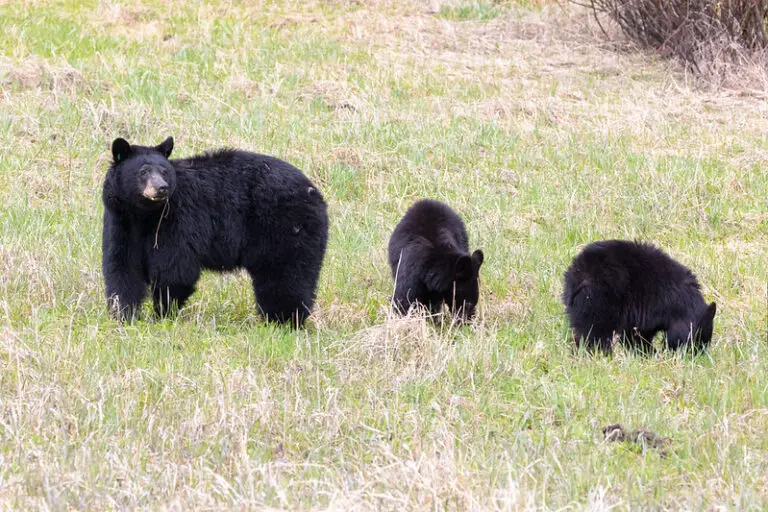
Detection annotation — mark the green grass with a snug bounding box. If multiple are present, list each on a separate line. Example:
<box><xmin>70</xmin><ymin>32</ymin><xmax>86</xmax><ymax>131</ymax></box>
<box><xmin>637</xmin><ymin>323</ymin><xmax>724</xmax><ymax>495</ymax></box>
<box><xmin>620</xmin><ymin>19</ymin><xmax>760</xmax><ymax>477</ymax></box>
<box><xmin>438</xmin><ymin>1</ymin><xmax>510</xmax><ymax>20</ymax></box>
<box><xmin>1</xmin><ymin>0</ymin><xmax>767</xmax><ymax>509</ymax></box>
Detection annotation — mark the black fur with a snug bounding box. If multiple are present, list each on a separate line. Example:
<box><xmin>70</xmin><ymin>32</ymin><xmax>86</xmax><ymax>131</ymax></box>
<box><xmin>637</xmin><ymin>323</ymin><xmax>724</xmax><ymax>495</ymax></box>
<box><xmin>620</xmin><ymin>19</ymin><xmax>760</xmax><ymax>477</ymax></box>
<box><xmin>102</xmin><ymin>136</ymin><xmax>329</xmax><ymax>326</ymax></box>
<box><xmin>388</xmin><ymin>199</ymin><xmax>484</xmax><ymax>321</ymax></box>
<box><xmin>562</xmin><ymin>240</ymin><xmax>717</xmax><ymax>355</ymax></box>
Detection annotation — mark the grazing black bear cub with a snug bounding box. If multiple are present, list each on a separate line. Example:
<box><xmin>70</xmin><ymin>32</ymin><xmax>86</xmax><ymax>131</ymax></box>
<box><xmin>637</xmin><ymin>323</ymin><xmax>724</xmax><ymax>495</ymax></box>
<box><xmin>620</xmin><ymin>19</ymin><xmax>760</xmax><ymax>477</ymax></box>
<box><xmin>388</xmin><ymin>199</ymin><xmax>484</xmax><ymax>322</ymax></box>
<box><xmin>562</xmin><ymin>239</ymin><xmax>717</xmax><ymax>355</ymax></box>
<box><xmin>102</xmin><ymin>136</ymin><xmax>328</xmax><ymax>326</ymax></box>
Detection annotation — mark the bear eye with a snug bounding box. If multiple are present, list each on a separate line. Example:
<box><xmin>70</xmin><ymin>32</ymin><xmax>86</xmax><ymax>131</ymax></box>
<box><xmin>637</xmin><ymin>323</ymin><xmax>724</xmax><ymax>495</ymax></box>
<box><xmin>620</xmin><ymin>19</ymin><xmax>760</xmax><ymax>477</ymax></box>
<box><xmin>140</xmin><ymin>168</ymin><xmax>148</xmax><ymax>177</ymax></box>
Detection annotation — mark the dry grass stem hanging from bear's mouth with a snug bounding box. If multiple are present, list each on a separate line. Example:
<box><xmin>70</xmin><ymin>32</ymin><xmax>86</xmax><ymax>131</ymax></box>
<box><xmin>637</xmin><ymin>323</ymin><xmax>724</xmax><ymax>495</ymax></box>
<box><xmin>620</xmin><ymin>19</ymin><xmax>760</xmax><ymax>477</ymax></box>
<box><xmin>153</xmin><ymin>198</ymin><xmax>170</xmax><ymax>249</ymax></box>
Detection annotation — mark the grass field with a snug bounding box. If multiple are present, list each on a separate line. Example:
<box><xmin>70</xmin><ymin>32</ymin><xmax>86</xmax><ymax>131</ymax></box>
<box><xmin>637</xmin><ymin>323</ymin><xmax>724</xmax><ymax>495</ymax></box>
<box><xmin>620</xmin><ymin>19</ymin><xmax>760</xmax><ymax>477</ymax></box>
<box><xmin>1</xmin><ymin>0</ymin><xmax>767</xmax><ymax>509</ymax></box>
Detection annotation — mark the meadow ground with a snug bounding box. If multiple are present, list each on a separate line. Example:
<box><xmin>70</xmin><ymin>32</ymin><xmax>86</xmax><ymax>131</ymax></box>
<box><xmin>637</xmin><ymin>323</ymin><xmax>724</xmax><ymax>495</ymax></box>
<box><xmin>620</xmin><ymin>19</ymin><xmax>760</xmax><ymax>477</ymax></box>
<box><xmin>1</xmin><ymin>0</ymin><xmax>767</xmax><ymax>509</ymax></box>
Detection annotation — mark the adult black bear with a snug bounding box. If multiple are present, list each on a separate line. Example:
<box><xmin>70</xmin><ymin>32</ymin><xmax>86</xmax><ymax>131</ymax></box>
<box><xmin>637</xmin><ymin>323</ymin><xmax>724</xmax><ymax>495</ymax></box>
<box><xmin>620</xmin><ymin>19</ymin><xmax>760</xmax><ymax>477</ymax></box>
<box><xmin>562</xmin><ymin>239</ymin><xmax>717</xmax><ymax>355</ymax></box>
<box><xmin>101</xmin><ymin>136</ymin><xmax>328</xmax><ymax>326</ymax></box>
<box><xmin>388</xmin><ymin>199</ymin><xmax>484</xmax><ymax>322</ymax></box>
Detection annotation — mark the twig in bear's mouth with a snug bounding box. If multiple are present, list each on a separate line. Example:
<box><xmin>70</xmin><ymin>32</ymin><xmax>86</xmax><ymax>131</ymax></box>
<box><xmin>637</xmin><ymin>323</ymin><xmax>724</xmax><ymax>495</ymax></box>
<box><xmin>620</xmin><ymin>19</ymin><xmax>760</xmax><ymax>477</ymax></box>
<box><xmin>154</xmin><ymin>198</ymin><xmax>170</xmax><ymax>249</ymax></box>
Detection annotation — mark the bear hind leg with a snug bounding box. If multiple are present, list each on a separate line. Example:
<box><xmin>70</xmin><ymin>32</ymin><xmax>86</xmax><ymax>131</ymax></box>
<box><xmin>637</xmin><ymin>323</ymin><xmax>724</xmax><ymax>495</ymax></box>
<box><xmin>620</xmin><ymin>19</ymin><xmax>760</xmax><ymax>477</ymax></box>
<box><xmin>249</xmin><ymin>268</ymin><xmax>316</xmax><ymax>327</ymax></box>
<box><xmin>566</xmin><ymin>284</ymin><xmax>619</xmax><ymax>356</ymax></box>
<box><xmin>152</xmin><ymin>282</ymin><xmax>196</xmax><ymax>317</ymax></box>
<box><xmin>253</xmin><ymin>282</ymin><xmax>313</xmax><ymax>327</ymax></box>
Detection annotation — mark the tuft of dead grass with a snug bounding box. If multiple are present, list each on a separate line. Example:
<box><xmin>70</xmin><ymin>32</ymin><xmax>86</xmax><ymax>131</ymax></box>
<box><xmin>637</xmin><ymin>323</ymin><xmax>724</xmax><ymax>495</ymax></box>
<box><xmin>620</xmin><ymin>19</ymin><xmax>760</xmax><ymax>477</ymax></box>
<box><xmin>333</xmin><ymin>309</ymin><xmax>464</xmax><ymax>387</ymax></box>
<box><xmin>88</xmin><ymin>3</ymin><xmax>165</xmax><ymax>40</ymax></box>
<box><xmin>299</xmin><ymin>79</ymin><xmax>370</xmax><ymax>113</ymax></box>
<box><xmin>0</xmin><ymin>57</ymin><xmax>83</xmax><ymax>92</ymax></box>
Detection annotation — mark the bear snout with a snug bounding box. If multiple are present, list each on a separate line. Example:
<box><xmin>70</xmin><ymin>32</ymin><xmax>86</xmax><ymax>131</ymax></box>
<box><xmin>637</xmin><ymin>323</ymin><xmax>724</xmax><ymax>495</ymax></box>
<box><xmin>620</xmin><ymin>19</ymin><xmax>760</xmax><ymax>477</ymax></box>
<box><xmin>142</xmin><ymin>173</ymin><xmax>170</xmax><ymax>201</ymax></box>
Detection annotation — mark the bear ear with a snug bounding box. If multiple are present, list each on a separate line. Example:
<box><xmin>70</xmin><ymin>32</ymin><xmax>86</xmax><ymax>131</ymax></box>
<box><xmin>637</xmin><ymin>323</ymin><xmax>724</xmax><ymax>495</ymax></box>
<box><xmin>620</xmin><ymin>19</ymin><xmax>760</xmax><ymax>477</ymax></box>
<box><xmin>695</xmin><ymin>302</ymin><xmax>717</xmax><ymax>344</ymax></box>
<box><xmin>472</xmin><ymin>249</ymin><xmax>484</xmax><ymax>268</ymax></box>
<box><xmin>702</xmin><ymin>302</ymin><xmax>717</xmax><ymax>323</ymax></box>
<box><xmin>112</xmin><ymin>138</ymin><xmax>132</xmax><ymax>163</ymax></box>
<box><xmin>156</xmin><ymin>136</ymin><xmax>174</xmax><ymax>158</ymax></box>
<box><xmin>455</xmin><ymin>255</ymin><xmax>472</xmax><ymax>280</ymax></box>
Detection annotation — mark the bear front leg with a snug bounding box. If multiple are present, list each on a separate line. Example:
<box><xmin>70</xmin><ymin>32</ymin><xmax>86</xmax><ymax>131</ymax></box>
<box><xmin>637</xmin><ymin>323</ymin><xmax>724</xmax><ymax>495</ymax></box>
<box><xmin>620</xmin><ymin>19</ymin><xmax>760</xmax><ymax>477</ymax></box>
<box><xmin>572</xmin><ymin>325</ymin><xmax>614</xmax><ymax>355</ymax></box>
<box><xmin>630</xmin><ymin>328</ymin><xmax>658</xmax><ymax>356</ymax></box>
<box><xmin>152</xmin><ymin>282</ymin><xmax>196</xmax><ymax>317</ymax></box>
<box><xmin>104</xmin><ymin>272</ymin><xmax>146</xmax><ymax>321</ymax></box>
<box><xmin>102</xmin><ymin>211</ymin><xmax>146</xmax><ymax>321</ymax></box>
<box><xmin>391</xmin><ymin>274</ymin><xmax>429</xmax><ymax>316</ymax></box>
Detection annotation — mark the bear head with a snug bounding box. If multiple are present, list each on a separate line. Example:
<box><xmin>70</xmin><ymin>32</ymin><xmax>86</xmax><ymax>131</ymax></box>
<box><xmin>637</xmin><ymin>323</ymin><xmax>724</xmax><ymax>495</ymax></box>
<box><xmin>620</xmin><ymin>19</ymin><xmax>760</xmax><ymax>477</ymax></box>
<box><xmin>103</xmin><ymin>136</ymin><xmax>176</xmax><ymax>213</ymax></box>
<box><xmin>666</xmin><ymin>301</ymin><xmax>717</xmax><ymax>353</ymax></box>
<box><xmin>447</xmin><ymin>249</ymin><xmax>484</xmax><ymax>321</ymax></box>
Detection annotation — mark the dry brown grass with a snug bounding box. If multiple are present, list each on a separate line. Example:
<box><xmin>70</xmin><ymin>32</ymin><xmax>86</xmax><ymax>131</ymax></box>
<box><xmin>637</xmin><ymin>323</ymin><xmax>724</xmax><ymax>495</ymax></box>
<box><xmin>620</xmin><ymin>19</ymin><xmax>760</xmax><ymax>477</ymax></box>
<box><xmin>575</xmin><ymin>0</ymin><xmax>768</xmax><ymax>88</ymax></box>
<box><xmin>0</xmin><ymin>56</ymin><xmax>83</xmax><ymax>91</ymax></box>
<box><xmin>300</xmin><ymin>0</ymin><xmax>768</xmax><ymax>174</ymax></box>
<box><xmin>1</xmin><ymin>0</ymin><xmax>767</xmax><ymax>509</ymax></box>
<box><xmin>337</xmin><ymin>313</ymin><xmax>449</xmax><ymax>384</ymax></box>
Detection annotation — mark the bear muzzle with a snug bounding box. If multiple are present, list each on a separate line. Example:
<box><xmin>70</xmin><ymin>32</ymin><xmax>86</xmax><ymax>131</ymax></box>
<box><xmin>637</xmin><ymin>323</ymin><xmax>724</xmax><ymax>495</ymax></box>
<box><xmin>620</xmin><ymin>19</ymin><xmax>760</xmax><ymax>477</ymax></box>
<box><xmin>142</xmin><ymin>174</ymin><xmax>169</xmax><ymax>201</ymax></box>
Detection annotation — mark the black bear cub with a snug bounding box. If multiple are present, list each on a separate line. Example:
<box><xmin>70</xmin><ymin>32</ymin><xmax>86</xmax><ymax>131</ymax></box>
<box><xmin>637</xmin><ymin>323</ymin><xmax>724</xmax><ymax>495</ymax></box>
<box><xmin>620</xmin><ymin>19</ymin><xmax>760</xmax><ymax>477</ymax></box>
<box><xmin>102</xmin><ymin>136</ymin><xmax>328</xmax><ymax>326</ymax></box>
<box><xmin>562</xmin><ymin>239</ymin><xmax>717</xmax><ymax>355</ymax></box>
<box><xmin>388</xmin><ymin>199</ymin><xmax>484</xmax><ymax>322</ymax></box>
